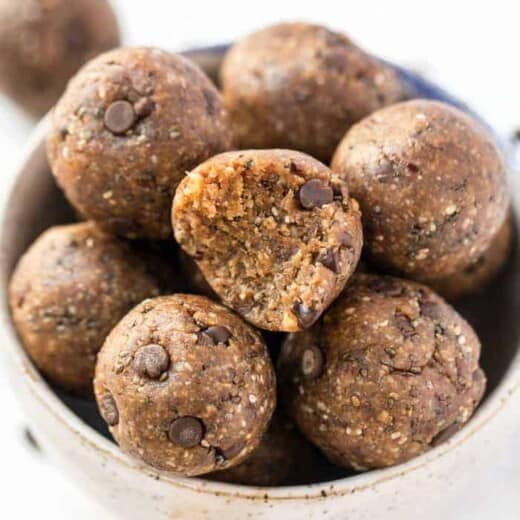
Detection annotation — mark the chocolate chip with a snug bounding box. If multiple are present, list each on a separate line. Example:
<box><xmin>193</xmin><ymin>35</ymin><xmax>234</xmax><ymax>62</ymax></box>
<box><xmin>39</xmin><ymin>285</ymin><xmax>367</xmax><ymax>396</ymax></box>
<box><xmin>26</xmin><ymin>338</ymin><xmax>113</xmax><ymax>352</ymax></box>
<box><xmin>394</xmin><ymin>312</ymin><xmax>416</xmax><ymax>338</ymax></box>
<box><xmin>104</xmin><ymin>100</ymin><xmax>136</xmax><ymax>134</ymax></box>
<box><xmin>134</xmin><ymin>97</ymin><xmax>155</xmax><ymax>118</ymax></box>
<box><xmin>431</xmin><ymin>422</ymin><xmax>460</xmax><ymax>447</ymax></box>
<box><xmin>134</xmin><ymin>344</ymin><xmax>169</xmax><ymax>379</ymax></box>
<box><xmin>169</xmin><ymin>417</ymin><xmax>204</xmax><ymax>447</ymax></box>
<box><xmin>292</xmin><ymin>302</ymin><xmax>319</xmax><ymax>328</ymax></box>
<box><xmin>367</xmin><ymin>277</ymin><xmax>404</xmax><ymax>297</ymax></box>
<box><xmin>301</xmin><ymin>346</ymin><xmax>325</xmax><ymax>379</ymax></box>
<box><xmin>320</xmin><ymin>249</ymin><xmax>340</xmax><ymax>273</ymax></box>
<box><xmin>201</xmin><ymin>326</ymin><xmax>232</xmax><ymax>345</ymax></box>
<box><xmin>374</xmin><ymin>161</ymin><xmax>396</xmax><ymax>183</ymax></box>
<box><xmin>298</xmin><ymin>179</ymin><xmax>334</xmax><ymax>209</ymax></box>
<box><xmin>419</xmin><ymin>300</ymin><xmax>441</xmax><ymax>320</ymax></box>
<box><xmin>99</xmin><ymin>393</ymin><xmax>119</xmax><ymax>426</ymax></box>
<box><xmin>220</xmin><ymin>440</ymin><xmax>246</xmax><ymax>459</ymax></box>
<box><xmin>337</xmin><ymin>231</ymin><xmax>354</xmax><ymax>248</ymax></box>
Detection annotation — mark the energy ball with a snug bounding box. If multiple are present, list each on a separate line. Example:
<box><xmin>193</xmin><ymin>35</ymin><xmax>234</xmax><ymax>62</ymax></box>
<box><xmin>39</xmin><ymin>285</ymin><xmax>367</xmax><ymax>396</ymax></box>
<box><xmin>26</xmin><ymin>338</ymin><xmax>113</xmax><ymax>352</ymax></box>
<box><xmin>47</xmin><ymin>47</ymin><xmax>233</xmax><ymax>239</ymax></box>
<box><xmin>210</xmin><ymin>413</ymin><xmax>313</xmax><ymax>486</ymax></box>
<box><xmin>94</xmin><ymin>294</ymin><xmax>276</xmax><ymax>476</ymax></box>
<box><xmin>220</xmin><ymin>22</ymin><xmax>404</xmax><ymax>162</ymax></box>
<box><xmin>172</xmin><ymin>149</ymin><xmax>363</xmax><ymax>332</ymax></box>
<box><xmin>9</xmin><ymin>222</ymin><xmax>165</xmax><ymax>394</ymax></box>
<box><xmin>331</xmin><ymin>100</ymin><xmax>509</xmax><ymax>282</ymax></box>
<box><xmin>0</xmin><ymin>0</ymin><xmax>120</xmax><ymax>117</ymax></box>
<box><xmin>278</xmin><ymin>274</ymin><xmax>486</xmax><ymax>470</ymax></box>
<box><xmin>428</xmin><ymin>211</ymin><xmax>514</xmax><ymax>301</ymax></box>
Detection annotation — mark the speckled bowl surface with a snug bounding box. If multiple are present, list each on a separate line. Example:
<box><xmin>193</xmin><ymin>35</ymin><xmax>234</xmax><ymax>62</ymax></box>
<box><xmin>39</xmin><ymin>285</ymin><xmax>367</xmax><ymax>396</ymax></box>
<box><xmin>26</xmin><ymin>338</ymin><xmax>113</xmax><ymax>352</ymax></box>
<box><xmin>1</xmin><ymin>46</ymin><xmax>519</xmax><ymax>520</ymax></box>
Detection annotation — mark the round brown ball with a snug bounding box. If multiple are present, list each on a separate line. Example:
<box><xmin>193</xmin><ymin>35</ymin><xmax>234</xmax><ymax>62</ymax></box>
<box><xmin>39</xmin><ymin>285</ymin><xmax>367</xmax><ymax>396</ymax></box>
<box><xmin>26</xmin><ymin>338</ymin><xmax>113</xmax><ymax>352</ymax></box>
<box><xmin>8</xmin><ymin>222</ymin><xmax>164</xmax><ymax>394</ymax></box>
<box><xmin>331</xmin><ymin>100</ymin><xmax>509</xmax><ymax>282</ymax></box>
<box><xmin>172</xmin><ymin>149</ymin><xmax>363</xmax><ymax>332</ymax></box>
<box><xmin>0</xmin><ymin>0</ymin><xmax>120</xmax><ymax>117</ymax></box>
<box><xmin>428</xmin><ymin>211</ymin><xmax>514</xmax><ymax>301</ymax></box>
<box><xmin>94</xmin><ymin>294</ymin><xmax>276</xmax><ymax>476</ymax></box>
<box><xmin>221</xmin><ymin>22</ymin><xmax>404</xmax><ymax>162</ymax></box>
<box><xmin>210</xmin><ymin>412</ymin><xmax>313</xmax><ymax>486</ymax></box>
<box><xmin>278</xmin><ymin>273</ymin><xmax>486</xmax><ymax>470</ymax></box>
<box><xmin>47</xmin><ymin>47</ymin><xmax>233</xmax><ymax>239</ymax></box>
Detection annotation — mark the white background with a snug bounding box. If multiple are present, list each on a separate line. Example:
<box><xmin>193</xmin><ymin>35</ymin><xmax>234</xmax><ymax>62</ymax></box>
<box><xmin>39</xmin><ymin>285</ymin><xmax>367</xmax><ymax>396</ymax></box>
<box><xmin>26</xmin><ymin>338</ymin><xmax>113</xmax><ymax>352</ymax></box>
<box><xmin>1</xmin><ymin>1</ymin><xmax>519</xmax><ymax>518</ymax></box>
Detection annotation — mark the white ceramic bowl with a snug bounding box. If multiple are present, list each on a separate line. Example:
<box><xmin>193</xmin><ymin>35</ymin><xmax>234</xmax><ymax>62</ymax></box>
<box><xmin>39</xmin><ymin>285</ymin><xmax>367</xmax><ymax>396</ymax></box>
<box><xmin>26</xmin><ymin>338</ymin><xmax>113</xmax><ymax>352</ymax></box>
<box><xmin>2</xmin><ymin>54</ymin><xmax>520</xmax><ymax>519</ymax></box>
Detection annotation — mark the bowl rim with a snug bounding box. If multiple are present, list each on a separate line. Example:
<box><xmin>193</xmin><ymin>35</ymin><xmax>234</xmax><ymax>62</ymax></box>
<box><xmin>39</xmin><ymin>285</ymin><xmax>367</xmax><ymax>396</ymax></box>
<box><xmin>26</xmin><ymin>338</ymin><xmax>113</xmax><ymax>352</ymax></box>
<box><xmin>2</xmin><ymin>114</ymin><xmax>520</xmax><ymax>504</ymax></box>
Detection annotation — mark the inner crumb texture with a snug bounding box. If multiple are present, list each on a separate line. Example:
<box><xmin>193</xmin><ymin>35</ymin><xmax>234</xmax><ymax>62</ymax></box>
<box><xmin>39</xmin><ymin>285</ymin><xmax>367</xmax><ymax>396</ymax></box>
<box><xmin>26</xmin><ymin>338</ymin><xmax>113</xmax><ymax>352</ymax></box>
<box><xmin>173</xmin><ymin>151</ymin><xmax>362</xmax><ymax>331</ymax></box>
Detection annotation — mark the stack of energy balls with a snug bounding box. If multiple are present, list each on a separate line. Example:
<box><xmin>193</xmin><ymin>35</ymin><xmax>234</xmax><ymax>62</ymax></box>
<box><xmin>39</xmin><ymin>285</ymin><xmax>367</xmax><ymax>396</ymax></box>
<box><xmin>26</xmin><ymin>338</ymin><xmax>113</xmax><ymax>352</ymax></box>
<box><xmin>9</xmin><ymin>22</ymin><xmax>511</xmax><ymax>485</ymax></box>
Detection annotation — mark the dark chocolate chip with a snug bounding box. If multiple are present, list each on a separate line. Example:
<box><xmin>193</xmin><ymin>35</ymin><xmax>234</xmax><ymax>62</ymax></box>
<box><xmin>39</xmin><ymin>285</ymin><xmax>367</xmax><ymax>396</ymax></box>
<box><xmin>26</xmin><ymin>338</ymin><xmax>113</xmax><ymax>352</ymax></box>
<box><xmin>99</xmin><ymin>393</ymin><xmax>119</xmax><ymax>426</ymax></box>
<box><xmin>419</xmin><ymin>300</ymin><xmax>441</xmax><ymax>320</ymax></box>
<box><xmin>320</xmin><ymin>249</ymin><xmax>340</xmax><ymax>273</ymax></box>
<box><xmin>168</xmin><ymin>417</ymin><xmax>204</xmax><ymax>447</ymax></box>
<box><xmin>374</xmin><ymin>161</ymin><xmax>396</xmax><ymax>183</ymax></box>
<box><xmin>431</xmin><ymin>422</ymin><xmax>460</xmax><ymax>447</ymax></box>
<box><xmin>337</xmin><ymin>231</ymin><xmax>354</xmax><ymax>248</ymax></box>
<box><xmin>301</xmin><ymin>346</ymin><xmax>325</xmax><ymax>379</ymax></box>
<box><xmin>394</xmin><ymin>312</ymin><xmax>416</xmax><ymax>338</ymax></box>
<box><xmin>134</xmin><ymin>344</ymin><xmax>169</xmax><ymax>379</ymax></box>
<box><xmin>367</xmin><ymin>277</ymin><xmax>404</xmax><ymax>297</ymax></box>
<box><xmin>289</xmin><ymin>159</ymin><xmax>304</xmax><ymax>174</ymax></box>
<box><xmin>298</xmin><ymin>179</ymin><xmax>334</xmax><ymax>209</ymax></box>
<box><xmin>434</xmin><ymin>323</ymin><xmax>446</xmax><ymax>336</ymax></box>
<box><xmin>134</xmin><ymin>97</ymin><xmax>156</xmax><ymax>118</ymax></box>
<box><xmin>104</xmin><ymin>100</ymin><xmax>136</xmax><ymax>134</ymax></box>
<box><xmin>292</xmin><ymin>303</ymin><xmax>319</xmax><ymax>328</ymax></box>
<box><xmin>201</xmin><ymin>326</ymin><xmax>232</xmax><ymax>345</ymax></box>
<box><xmin>221</xmin><ymin>440</ymin><xmax>246</xmax><ymax>459</ymax></box>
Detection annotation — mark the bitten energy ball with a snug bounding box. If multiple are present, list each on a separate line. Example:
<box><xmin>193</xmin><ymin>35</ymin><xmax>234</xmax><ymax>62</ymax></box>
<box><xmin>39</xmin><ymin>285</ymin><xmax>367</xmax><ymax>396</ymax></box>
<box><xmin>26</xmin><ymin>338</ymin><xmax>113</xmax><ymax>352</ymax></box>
<box><xmin>94</xmin><ymin>294</ymin><xmax>276</xmax><ymax>476</ymax></box>
<box><xmin>331</xmin><ymin>100</ymin><xmax>509</xmax><ymax>281</ymax></box>
<box><xmin>221</xmin><ymin>22</ymin><xmax>404</xmax><ymax>162</ymax></box>
<box><xmin>0</xmin><ymin>0</ymin><xmax>120</xmax><ymax>117</ymax></box>
<box><xmin>47</xmin><ymin>47</ymin><xmax>233</xmax><ymax>239</ymax></box>
<box><xmin>210</xmin><ymin>413</ymin><xmax>313</xmax><ymax>486</ymax></box>
<box><xmin>278</xmin><ymin>274</ymin><xmax>486</xmax><ymax>469</ymax></box>
<box><xmin>429</xmin><ymin>211</ymin><xmax>514</xmax><ymax>301</ymax></box>
<box><xmin>172</xmin><ymin>150</ymin><xmax>363</xmax><ymax>332</ymax></box>
<box><xmin>9</xmin><ymin>222</ymin><xmax>164</xmax><ymax>394</ymax></box>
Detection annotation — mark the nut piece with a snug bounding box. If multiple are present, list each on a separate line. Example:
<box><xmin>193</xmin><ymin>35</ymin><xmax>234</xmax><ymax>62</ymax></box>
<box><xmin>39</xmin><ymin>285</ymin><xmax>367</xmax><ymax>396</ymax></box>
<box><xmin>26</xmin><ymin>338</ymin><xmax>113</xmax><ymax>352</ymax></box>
<box><xmin>8</xmin><ymin>222</ymin><xmax>165</xmax><ymax>394</ymax></box>
<box><xmin>94</xmin><ymin>294</ymin><xmax>276</xmax><ymax>476</ymax></box>
<box><xmin>301</xmin><ymin>346</ymin><xmax>324</xmax><ymax>379</ymax></box>
<box><xmin>331</xmin><ymin>100</ymin><xmax>509</xmax><ymax>281</ymax></box>
<box><xmin>172</xmin><ymin>149</ymin><xmax>363</xmax><ymax>332</ymax></box>
<box><xmin>278</xmin><ymin>274</ymin><xmax>486</xmax><ymax>469</ymax></box>
<box><xmin>99</xmin><ymin>393</ymin><xmax>119</xmax><ymax>426</ymax></box>
<box><xmin>0</xmin><ymin>0</ymin><xmax>120</xmax><ymax>117</ymax></box>
<box><xmin>47</xmin><ymin>47</ymin><xmax>233</xmax><ymax>239</ymax></box>
<box><xmin>221</xmin><ymin>22</ymin><xmax>404</xmax><ymax>162</ymax></box>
